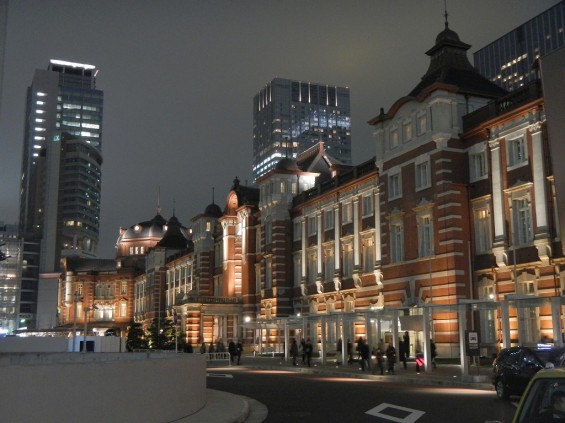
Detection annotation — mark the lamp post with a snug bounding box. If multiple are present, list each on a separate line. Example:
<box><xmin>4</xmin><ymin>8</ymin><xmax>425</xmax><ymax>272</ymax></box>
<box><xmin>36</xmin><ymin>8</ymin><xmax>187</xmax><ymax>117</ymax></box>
<box><xmin>82</xmin><ymin>305</ymin><xmax>98</xmax><ymax>353</ymax></box>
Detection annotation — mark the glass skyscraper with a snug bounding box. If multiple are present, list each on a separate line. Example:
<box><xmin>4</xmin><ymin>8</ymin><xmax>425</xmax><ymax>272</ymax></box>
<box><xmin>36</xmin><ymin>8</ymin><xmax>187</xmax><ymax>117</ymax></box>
<box><xmin>252</xmin><ymin>78</ymin><xmax>351</xmax><ymax>181</ymax></box>
<box><xmin>17</xmin><ymin>60</ymin><xmax>103</xmax><ymax>330</ymax></box>
<box><xmin>19</xmin><ymin>60</ymin><xmax>103</xmax><ymax>248</ymax></box>
<box><xmin>473</xmin><ymin>1</ymin><xmax>565</xmax><ymax>91</ymax></box>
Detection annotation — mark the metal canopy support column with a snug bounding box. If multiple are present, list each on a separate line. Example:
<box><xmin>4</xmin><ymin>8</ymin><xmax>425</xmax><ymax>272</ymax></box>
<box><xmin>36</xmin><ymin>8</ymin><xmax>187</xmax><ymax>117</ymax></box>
<box><xmin>392</xmin><ymin>309</ymin><xmax>399</xmax><ymax>353</ymax></box>
<box><xmin>501</xmin><ymin>301</ymin><xmax>511</xmax><ymax>348</ymax></box>
<box><xmin>422</xmin><ymin>307</ymin><xmax>432</xmax><ymax>372</ymax></box>
<box><xmin>339</xmin><ymin>314</ymin><xmax>345</xmax><ymax>365</ymax></box>
<box><xmin>365</xmin><ymin>313</ymin><xmax>373</xmax><ymax>347</ymax></box>
<box><xmin>320</xmin><ymin>315</ymin><xmax>326</xmax><ymax>365</ymax></box>
<box><xmin>552</xmin><ymin>297</ymin><xmax>563</xmax><ymax>347</ymax></box>
<box><xmin>458</xmin><ymin>304</ymin><xmax>469</xmax><ymax>376</ymax></box>
<box><xmin>284</xmin><ymin>319</ymin><xmax>289</xmax><ymax>362</ymax></box>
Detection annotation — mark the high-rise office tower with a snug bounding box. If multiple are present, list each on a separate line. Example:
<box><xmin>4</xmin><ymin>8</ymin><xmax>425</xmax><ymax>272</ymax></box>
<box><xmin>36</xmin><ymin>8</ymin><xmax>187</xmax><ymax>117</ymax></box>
<box><xmin>473</xmin><ymin>1</ymin><xmax>565</xmax><ymax>92</ymax></box>
<box><xmin>252</xmin><ymin>78</ymin><xmax>351</xmax><ymax>181</ymax></box>
<box><xmin>18</xmin><ymin>60</ymin><xmax>103</xmax><ymax>330</ymax></box>
<box><xmin>0</xmin><ymin>223</ymin><xmax>22</xmax><ymax>334</ymax></box>
<box><xmin>19</xmin><ymin>60</ymin><xmax>103</xmax><ymax>261</ymax></box>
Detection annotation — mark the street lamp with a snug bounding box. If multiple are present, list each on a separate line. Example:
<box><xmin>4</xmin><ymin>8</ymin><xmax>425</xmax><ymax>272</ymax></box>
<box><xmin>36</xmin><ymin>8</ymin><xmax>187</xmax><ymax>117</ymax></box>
<box><xmin>82</xmin><ymin>305</ymin><xmax>98</xmax><ymax>353</ymax></box>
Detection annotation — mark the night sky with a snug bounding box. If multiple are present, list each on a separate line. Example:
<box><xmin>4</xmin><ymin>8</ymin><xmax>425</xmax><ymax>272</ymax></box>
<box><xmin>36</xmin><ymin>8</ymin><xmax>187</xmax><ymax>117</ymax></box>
<box><xmin>0</xmin><ymin>0</ymin><xmax>560</xmax><ymax>258</ymax></box>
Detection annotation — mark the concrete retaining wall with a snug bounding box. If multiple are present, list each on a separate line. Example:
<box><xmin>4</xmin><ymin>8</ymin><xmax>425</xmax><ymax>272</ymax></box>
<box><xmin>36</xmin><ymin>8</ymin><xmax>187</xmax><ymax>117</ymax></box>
<box><xmin>0</xmin><ymin>352</ymin><xmax>206</xmax><ymax>423</ymax></box>
<box><xmin>0</xmin><ymin>336</ymin><xmax>124</xmax><ymax>352</ymax></box>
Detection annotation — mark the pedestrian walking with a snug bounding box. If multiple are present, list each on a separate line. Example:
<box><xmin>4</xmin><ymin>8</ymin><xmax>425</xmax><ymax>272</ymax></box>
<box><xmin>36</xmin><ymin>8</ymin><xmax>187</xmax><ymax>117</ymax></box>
<box><xmin>304</xmin><ymin>338</ymin><xmax>313</xmax><ymax>367</ymax></box>
<box><xmin>301</xmin><ymin>339</ymin><xmax>307</xmax><ymax>364</ymax></box>
<box><xmin>430</xmin><ymin>339</ymin><xmax>437</xmax><ymax>368</ymax></box>
<box><xmin>236</xmin><ymin>339</ymin><xmax>243</xmax><ymax>365</ymax></box>
<box><xmin>386</xmin><ymin>344</ymin><xmax>396</xmax><ymax>374</ymax></box>
<box><xmin>228</xmin><ymin>339</ymin><xmax>237</xmax><ymax>364</ymax></box>
<box><xmin>401</xmin><ymin>331</ymin><xmax>410</xmax><ymax>369</ymax></box>
<box><xmin>290</xmin><ymin>338</ymin><xmax>299</xmax><ymax>366</ymax></box>
<box><xmin>347</xmin><ymin>338</ymin><xmax>353</xmax><ymax>365</ymax></box>
<box><xmin>374</xmin><ymin>347</ymin><xmax>384</xmax><ymax>375</ymax></box>
<box><xmin>200</xmin><ymin>341</ymin><xmax>207</xmax><ymax>354</ymax></box>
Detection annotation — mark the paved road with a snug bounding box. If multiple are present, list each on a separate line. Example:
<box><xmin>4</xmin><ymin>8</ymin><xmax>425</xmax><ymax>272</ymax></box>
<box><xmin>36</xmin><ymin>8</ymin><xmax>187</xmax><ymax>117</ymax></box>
<box><xmin>207</xmin><ymin>367</ymin><xmax>518</xmax><ymax>423</ymax></box>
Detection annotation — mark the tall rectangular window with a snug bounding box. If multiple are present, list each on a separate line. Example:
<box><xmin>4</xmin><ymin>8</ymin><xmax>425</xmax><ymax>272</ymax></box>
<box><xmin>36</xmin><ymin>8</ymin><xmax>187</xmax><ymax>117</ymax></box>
<box><xmin>343</xmin><ymin>243</ymin><xmax>353</xmax><ymax>278</ymax></box>
<box><xmin>415</xmin><ymin>160</ymin><xmax>430</xmax><ymax>190</ymax></box>
<box><xmin>293</xmin><ymin>221</ymin><xmax>301</xmax><ymax>240</ymax></box>
<box><xmin>404</xmin><ymin>121</ymin><xmax>413</xmax><ymax>141</ymax></box>
<box><xmin>342</xmin><ymin>202</ymin><xmax>353</xmax><ymax>224</ymax></box>
<box><xmin>307</xmin><ymin>216</ymin><xmax>317</xmax><ymax>236</ymax></box>
<box><xmin>390</xmin><ymin>222</ymin><xmax>404</xmax><ymax>263</ymax></box>
<box><xmin>293</xmin><ymin>255</ymin><xmax>302</xmax><ymax>287</ymax></box>
<box><xmin>470</xmin><ymin>151</ymin><xmax>488</xmax><ymax>181</ymax></box>
<box><xmin>362</xmin><ymin>195</ymin><xmax>374</xmax><ymax>217</ymax></box>
<box><xmin>265</xmin><ymin>259</ymin><xmax>272</xmax><ymax>289</ymax></box>
<box><xmin>307</xmin><ymin>252</ymin><xmax>317</xmax><ymax>284</ymax></box>
<box><xmin>418</xmin><ymin>214</ymin><xmax>434</xmax><ymax>257</ymax></box>
<box><xmin>507</xmin><ymin>136</ymin><xmax>527</xmax><ymax>167</ymax></box>
<box><xmin>265</xmin><ymin>220</ymin><xmax>272</xmax><ymax>244</ymax></box>
<box><xmin>417</xmin><ymin>113</ymin><xmax>427</xmax><ymax>135</ymax></box>
<box><xmin>513</xmin><ymin>198</ymin><xmax>532</xmax><ymax>245</ymax></box>
<box><xmin>389</xmin><ymin>173</ymin><xmax>402</xmax><ymax>199</ymax></box>
<box><xmin>474</xmin><ymin>207</ymin><xmax>492</xmax><ymax>253</ymax></box>
<box><xmin>324</xmin><ymin>209</ymin><xmax>334</xmax><ymax>230</ymax></box>
<box><xmin>324</xmin><ymin>248</ymin><xmax>334</xmax><ymax>282</ymax></box>
<box><xmin>362</xmin><ymin>237</ymin><xmax>374</xmax><ymax>273</ymax></box>
<box><xmin>391</xmin><ymin>128</ymin><xmax>399</xmax><ymax>148</ymax></box>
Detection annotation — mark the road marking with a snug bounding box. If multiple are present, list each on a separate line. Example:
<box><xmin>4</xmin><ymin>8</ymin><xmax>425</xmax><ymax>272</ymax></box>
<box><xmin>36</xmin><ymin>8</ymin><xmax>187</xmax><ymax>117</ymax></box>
<box><xmin>366</xmin><ymin>403</ymin><xmax>425</xmax><ymax>422</ymax></box>
<box><xmin>206</xmin><ymin>373</ymin><xmax>234</xmax><ymax>378</ymax></box>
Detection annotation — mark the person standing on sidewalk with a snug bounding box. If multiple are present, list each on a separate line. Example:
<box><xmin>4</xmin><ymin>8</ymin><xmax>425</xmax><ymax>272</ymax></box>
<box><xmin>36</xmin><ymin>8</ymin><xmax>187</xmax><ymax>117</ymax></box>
<box><xmin>236</xmin><ymin>340</ymin><xmax>243</xmax><ymax>365</ymax></box>
<box><xmin>386</xmin><ymin>343</ymin><xmax>396</xmax><ymax>374</ymax></box>
<box><xmin>305</xmin><ymin>338</ymin><xmax>313</xmax><ymax>367</ymax></box>
<box><xmin>401</xmin><ymin>331</ymin><xmax>410</xmax><ymax>369</ymax></box>
<box><xmin>373</xmin><ymin>347</ymin><xmax>384</xmax><ymax>375</ymax></box>
<box><xmin>228</xmin><ymin>340</ymin><xmax>236</xmax><ymax>364</ymax></box>
<box><xmin>430</xmin><ymin>339</ymin><xmax>437</xmax><ymax>368</ymax></box>
<box><xmin>300</xmin><ymin>339</ymin><xmax>307</xmax><ymax>365</ymax></box>
<box><xmin>290</xmin><ymin>338</ymin><xmax>299</xmax><ymax>366</ymax></box>
<box><xmin>347</xmin><ymin>339</ymin><xmax>353</xmax><ymax>365</ymax></box>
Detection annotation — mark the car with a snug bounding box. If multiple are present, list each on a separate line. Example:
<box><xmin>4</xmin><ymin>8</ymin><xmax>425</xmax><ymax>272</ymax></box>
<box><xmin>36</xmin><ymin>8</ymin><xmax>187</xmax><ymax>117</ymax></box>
<box><xmin>511</xmin><ymin>367</ymin><xmax>565</xmax><ymax>423</ymax></box>
<box><xmin>492</xmin><ymin>346</ymin><xmax>565</xmax><ymax>400</ymax></box>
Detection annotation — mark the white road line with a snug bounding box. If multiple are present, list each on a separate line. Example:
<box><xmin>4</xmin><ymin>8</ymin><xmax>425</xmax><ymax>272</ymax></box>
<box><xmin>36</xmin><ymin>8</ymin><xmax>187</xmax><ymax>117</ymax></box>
<box><xmin>366</xmin><ymin>403</ymin><xmax>425</xmax><ymax>422</ymax></box>
<box><xmin>206</xmin><ymin>373</ymin><xmax>234</xmax><ymax>378</ymax></box>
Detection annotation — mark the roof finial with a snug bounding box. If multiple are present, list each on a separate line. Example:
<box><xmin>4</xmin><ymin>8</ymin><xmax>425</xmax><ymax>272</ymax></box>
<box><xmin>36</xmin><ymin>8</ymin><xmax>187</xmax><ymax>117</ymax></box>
<box><xmin>172</xmin><ymin>198</ymin><xmax>176</xmax><ymax>217</ymax></box>
<box><xmin>212</xmin><ymin>187</ymin><xmax>215</xmax><ymax>204</ymax></box>
<box><xmin>157</xmin><ymin>187</ymin><xmax>162</xmax><ymax>215</ymax></box>
<box><xmin>444</xmin><ymin>0</ymin><xmax>449</xmax><ymax>29</ymax></box>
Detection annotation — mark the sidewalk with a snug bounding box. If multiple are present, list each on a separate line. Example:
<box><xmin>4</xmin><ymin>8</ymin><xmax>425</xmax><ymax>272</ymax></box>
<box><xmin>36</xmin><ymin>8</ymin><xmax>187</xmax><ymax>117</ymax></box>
<box><xmin>234</xmin><ymin>354</ymin><xmax>494</xmax><ymax>390</ymax></box>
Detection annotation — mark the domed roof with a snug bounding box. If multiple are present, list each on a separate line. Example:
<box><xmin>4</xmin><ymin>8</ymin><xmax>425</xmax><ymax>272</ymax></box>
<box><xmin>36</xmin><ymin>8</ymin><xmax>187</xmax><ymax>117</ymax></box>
<box><xmin>118</xmin><ymin>213</ymin><xmax>167</xmax><ymax>242</ymax></box>
<box><xmin>435</xmin><ymin>26</ymin><xmax>462</xmax><ymax>44</ymax></box>
<box><xmin>275</xmin><ymin>157</ymin><xmax>299</xmax><ymax>172</ymax></box>
<box><xmin>204</xmin><ymin>202</ymin><xmax>223</xmax><ymax>218</ymax></box>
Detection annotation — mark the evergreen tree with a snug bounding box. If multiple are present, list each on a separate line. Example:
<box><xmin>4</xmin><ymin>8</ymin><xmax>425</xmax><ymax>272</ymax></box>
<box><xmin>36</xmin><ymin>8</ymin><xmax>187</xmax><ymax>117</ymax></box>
<box><xmin>147</xmin><ymin>318</ymin><xmax>168</xmax><ymax>350</ymax></box>
<box><xmin>126</xmin><ymin>321</ymin><xmax>148</xmax><ymax>352</ymax></box>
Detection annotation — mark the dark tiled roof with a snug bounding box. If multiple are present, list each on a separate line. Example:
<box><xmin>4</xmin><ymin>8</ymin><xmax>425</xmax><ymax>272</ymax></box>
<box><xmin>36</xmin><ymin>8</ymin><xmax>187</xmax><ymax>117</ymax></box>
<box><xmin>64</xmin><ymin>257</ymin><xmax>117</xmax><ymax>273</ymax></box>
<box><xmin>408</xmin><ymin>24</ymin><xmax>507</xmax><ymax>99</ymax></box>
<box><xmin>156</xmin><ymin>215</ymin><xmax>192</xmax><ymax>250</ymax></box>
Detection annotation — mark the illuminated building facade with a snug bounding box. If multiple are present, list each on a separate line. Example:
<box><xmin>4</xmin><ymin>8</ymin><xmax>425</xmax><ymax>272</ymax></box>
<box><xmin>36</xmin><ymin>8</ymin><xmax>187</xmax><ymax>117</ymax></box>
<box><xmin>252</xmin><ymin>77</ymin><xmax>351</xmax><ymax>181</ymax></box>
<box><xmin>0</xmin><ymin>224</ymin><xmax>22</xmax><ymax>334</ymax></box>
<box><xmin>473</xmin><ymin>1</ymin><xmax>565</xmax><ymax>92</ymax></box>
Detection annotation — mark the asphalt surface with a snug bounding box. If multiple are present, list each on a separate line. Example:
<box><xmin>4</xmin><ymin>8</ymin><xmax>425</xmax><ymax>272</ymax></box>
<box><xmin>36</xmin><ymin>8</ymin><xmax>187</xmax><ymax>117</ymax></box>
<box><xmin>185</xmin><ymin>354</ymin><xmax>494</xmax><ymax>422</ymax></box>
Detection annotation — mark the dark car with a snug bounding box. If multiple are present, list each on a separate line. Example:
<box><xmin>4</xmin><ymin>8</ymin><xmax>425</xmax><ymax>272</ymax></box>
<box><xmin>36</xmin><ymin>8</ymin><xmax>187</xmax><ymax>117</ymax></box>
<box><xmin>492</xmin><ymin>346</ymin><xmax>565</xmax><ymax>400</ymax></box>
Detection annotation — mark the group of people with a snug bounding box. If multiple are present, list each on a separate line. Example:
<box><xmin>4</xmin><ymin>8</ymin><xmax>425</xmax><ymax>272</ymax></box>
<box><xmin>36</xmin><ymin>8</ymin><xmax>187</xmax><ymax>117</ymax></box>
<box><xmin>289</xmin><ymin>338</ymin><xmax>314</xmax><ymax>367</ymax></box>
<box><xmin>345</xmin><ymin>332</ymin><xmax>437</xmax><ymax>375</ymax></box>
<box><xmin>197</xmin><ymin>338</ymin><xmax>243</xmax><ymax>364</ymax></box>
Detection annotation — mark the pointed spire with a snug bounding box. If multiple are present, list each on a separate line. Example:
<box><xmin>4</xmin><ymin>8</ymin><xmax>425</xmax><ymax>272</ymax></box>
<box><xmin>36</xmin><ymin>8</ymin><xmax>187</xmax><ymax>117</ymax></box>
<box><xmin>212</xmin><ymin>187</ymin><xmax>215</xmax><ymax>204</ymax></box>
<box><xmin>172</xmin><ymin>198</ymin><xmax>176</xmax><ymax>217</ymax></box>
<box><xmin>444</xmin><ymin>0</ymin><xmax>449</xmax><ymax>29</ymax></box>
<box><xmin>157</xmin><ymin>187</ymin><xmax>162</xmax><ymax>215</ymax></box>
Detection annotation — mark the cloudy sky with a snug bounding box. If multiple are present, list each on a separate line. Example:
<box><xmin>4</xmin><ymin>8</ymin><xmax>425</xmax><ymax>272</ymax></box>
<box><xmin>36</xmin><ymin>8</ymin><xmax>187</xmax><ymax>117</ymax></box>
<box><xmin>0</xmin><ymin>0</ymin><xmax>560</xmax><ymax>258</ymax></box>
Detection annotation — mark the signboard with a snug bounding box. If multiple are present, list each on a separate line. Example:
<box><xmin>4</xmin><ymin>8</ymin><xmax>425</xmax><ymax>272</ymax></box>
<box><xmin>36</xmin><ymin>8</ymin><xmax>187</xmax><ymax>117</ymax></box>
<box><xmin>465</xmin><ymin>330</ymin><xmax>480</xmax><ymax>356</ymax></box>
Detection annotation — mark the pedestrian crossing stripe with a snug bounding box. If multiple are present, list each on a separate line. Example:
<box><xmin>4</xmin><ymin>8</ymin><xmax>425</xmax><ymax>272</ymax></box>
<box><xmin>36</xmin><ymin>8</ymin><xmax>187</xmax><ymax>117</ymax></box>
<box><xmin>206</xmin><ymin>373</ymin><xmax>234</xmax><ymax>378</ymax></box>
<box><xmin>366</xmin><ymin>403</ymin><xmax>425</xmax><ymax>422</ymax></box>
